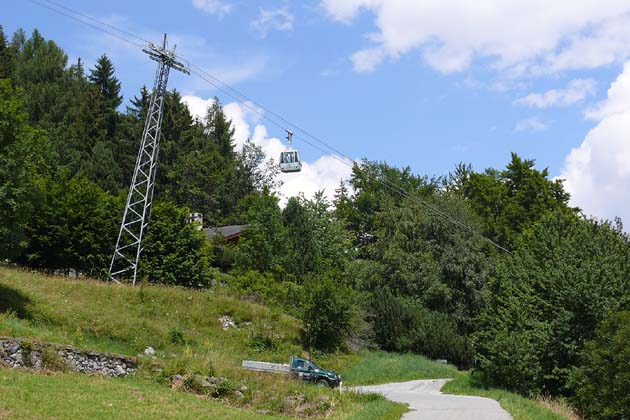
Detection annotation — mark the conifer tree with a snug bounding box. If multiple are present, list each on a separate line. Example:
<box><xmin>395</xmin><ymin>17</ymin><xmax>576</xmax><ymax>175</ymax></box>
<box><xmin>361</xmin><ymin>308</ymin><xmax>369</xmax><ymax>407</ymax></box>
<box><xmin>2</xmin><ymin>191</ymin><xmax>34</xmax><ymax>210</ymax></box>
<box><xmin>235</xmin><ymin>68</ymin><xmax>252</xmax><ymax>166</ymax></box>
<box><xmin>0</xmin><ymin>25</ymin><xmax>13</xmax><ymax>79</ymax></box>
<box><xmin>89</xmin><ymin>54</ymin><xmax>122</xmax><ymax>109</ymax></box>
<box><xmin>89</xmin><ymin>54</ymin><xmax>122</xmax><ymax>138</ymax></box>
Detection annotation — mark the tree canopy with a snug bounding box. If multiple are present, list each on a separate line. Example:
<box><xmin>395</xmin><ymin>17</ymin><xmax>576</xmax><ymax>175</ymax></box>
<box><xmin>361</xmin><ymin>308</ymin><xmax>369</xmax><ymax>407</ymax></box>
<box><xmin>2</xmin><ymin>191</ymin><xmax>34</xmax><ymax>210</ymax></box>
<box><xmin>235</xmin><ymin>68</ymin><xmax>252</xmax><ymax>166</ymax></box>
<box><xmin>1</xmin><ymin>27</ymin><xmax>629</xmax><ymax>416</ymax></box>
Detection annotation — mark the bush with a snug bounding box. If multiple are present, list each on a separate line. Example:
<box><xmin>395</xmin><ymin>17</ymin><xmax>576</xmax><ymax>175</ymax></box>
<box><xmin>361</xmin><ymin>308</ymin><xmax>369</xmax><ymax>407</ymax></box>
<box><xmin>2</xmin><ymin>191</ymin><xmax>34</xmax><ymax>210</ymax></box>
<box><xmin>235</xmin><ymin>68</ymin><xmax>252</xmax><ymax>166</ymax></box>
<box><xmin>140</xmin><ymin>201</ymin><xmax>214</xmax><ymax>288</ymax></box>
<box><xmin>369</xmin><ymin>288</ymin><xmax>470</xmax><ymax>365</ymax></box>
<box><xmin>570</xmin><ymin>311</ymin><xmax>630</xmax><ymax>420</ymax></box>
<box><xmin>41</xmin><ymin>346</ymin><xmax>68</xmax><ymax>372</ymax></box>
<box><xmin>300</xmin><ymin>275</ymin><xmax>354</xmax><ymax>352</ymax></box>
<box><xmin>169</xmin><ymin>328</ymin><xmax>186</xmax><ymax>345</ymax></box>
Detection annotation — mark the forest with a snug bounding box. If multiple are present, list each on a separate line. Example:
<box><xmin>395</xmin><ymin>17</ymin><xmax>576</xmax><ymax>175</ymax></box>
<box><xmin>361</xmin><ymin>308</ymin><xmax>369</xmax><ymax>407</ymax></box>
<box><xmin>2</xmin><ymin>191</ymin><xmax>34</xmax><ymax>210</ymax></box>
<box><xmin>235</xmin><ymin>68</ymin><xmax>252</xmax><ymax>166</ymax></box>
<box><xmin>1</xmin><ymin>26</ymin><xmax>629</xmax><ymax>419</ymax></box>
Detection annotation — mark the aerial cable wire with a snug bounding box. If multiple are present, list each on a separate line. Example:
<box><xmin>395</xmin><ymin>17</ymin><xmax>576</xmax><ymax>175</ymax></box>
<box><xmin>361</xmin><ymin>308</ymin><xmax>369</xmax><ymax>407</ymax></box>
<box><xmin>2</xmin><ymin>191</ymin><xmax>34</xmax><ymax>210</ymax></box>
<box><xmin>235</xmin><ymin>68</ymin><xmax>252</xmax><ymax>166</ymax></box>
<box><xmin>178</xmin><ymin>64</ymin><xmax>512</xmax><ymax>254</ymax></box>
<box><xmin>25</xmin><ymin>0</ymin><xmax>511</xmax><ymax>254</ymax></box>
<box><xmin>27</xmin><ymin>0</ymin><xmax>146</xmax><ymax>49</ymax></box>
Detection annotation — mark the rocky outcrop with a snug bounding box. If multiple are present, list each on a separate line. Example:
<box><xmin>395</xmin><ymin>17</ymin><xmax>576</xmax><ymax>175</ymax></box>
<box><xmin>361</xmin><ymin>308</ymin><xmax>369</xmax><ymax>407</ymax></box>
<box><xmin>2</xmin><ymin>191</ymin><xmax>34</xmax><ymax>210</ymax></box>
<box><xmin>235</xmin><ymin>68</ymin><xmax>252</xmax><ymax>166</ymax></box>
<box><xmin>0</xmin><ymin>337</ymin><xmax>137</xmax><ymax>377</ymax></box>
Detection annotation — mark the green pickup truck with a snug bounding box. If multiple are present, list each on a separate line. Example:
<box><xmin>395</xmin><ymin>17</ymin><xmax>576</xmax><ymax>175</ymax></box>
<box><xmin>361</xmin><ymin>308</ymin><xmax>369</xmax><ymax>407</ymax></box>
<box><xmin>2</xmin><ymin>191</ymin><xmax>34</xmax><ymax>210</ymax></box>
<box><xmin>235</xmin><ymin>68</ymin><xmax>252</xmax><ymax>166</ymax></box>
<box><xmin>242</xmin><ymin>356</ymin><xmax>342</xmax><ymax>388</ymax></box>
<box><xmin>289</xmin><ymin>356</ymin><xmax>342</xmax><ymax>388</ymax></box>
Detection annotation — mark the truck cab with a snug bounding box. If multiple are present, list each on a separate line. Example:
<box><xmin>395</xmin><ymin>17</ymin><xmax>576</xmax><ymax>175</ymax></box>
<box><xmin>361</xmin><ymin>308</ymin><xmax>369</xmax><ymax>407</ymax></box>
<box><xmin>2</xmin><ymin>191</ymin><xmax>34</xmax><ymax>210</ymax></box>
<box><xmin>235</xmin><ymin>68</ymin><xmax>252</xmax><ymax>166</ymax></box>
<box><xmin>290</xmin><ymin>356</ymin><xmax>341</xmax><ymax>388</ymax></box>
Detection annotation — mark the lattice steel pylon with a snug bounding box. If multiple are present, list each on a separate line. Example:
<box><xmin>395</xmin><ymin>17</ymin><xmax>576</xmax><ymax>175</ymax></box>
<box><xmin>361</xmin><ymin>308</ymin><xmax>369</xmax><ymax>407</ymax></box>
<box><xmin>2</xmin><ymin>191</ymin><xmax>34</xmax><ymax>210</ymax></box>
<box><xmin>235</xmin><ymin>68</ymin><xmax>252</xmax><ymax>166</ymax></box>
<box><xmin>109</xmin><ymin>34</ymin><xmax>189</xmax><ymax>285</ymax></box>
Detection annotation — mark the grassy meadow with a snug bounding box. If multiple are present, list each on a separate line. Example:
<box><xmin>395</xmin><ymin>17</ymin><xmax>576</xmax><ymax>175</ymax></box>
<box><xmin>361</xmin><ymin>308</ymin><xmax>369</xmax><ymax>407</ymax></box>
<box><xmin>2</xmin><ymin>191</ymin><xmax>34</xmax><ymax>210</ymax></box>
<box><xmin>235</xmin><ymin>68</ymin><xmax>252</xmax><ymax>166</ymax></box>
<box><xmin>0</xmin><ymin>267</ymin><xmax>409</xmax><ymax>419</ymax></box>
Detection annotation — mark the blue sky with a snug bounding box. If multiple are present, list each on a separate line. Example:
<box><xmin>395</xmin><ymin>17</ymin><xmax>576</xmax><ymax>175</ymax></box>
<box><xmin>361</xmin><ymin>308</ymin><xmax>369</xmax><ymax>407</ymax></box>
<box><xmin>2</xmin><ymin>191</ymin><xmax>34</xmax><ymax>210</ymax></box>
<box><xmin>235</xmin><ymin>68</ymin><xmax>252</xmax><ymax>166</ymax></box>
<box><xmin>5</xmin><ymin>0</ymin><xmax>630</xmax><ymax>223</ymax></box>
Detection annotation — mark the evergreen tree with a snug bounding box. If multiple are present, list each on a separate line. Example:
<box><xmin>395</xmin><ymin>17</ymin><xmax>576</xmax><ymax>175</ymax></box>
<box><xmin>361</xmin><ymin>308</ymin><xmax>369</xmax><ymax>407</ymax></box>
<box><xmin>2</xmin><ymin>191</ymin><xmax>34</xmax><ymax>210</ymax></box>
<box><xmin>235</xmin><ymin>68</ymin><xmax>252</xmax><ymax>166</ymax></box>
<box><xmin>88</xmin><ymin>54</ymin><xmax>122</xmax><ymax>138</ymax></box>
<box><xmin>0</xmin><ymin>79</ymin><xmax>53</xmax><ymax>258</ymax></box>
<box><xmin>88</xmin><ymin>54</ymin><xmax>122</xmax><ymax>109</ymax></box>
<box><xmin>19</xmin><ymin>175</ymin><xmax>120</xmax><ymax>277</ymax></box>
<box><xmin>80</xmin><ymin>141</ymin><xmax>123</xmax><ymax>193</ymax></box>
<box><xmin>140</xmin><ymin>201</ymin><xmax>214</xmax><ymax>288</ymax></box>
<box><xmin>0</xmin><ymin>25</ymin><xmax>14</xmax><ymax>79</ymax></box>
<box><xmin>13</xmin><ymin>29</ymin><xmax>69</xmax><ymax>124</ymax></box>
<box><xmin>205</xmin><ymin>97</ymin><xmax>236</xmax><ymax>158</ymax></box>
<box><xmin>233</xmin><ymin>191</ymin><xmax>287</xmax><ymax>274</ymax></box>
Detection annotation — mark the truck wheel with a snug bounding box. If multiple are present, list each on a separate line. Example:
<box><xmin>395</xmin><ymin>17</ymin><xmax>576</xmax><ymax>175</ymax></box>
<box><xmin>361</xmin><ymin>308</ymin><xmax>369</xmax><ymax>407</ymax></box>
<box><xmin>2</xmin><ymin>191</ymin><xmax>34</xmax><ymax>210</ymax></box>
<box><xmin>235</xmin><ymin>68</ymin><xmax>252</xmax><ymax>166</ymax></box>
<box><xmin>317</xmin><ymin>379</ymin><xmax>328</xmax><ymax>387</ymax></box>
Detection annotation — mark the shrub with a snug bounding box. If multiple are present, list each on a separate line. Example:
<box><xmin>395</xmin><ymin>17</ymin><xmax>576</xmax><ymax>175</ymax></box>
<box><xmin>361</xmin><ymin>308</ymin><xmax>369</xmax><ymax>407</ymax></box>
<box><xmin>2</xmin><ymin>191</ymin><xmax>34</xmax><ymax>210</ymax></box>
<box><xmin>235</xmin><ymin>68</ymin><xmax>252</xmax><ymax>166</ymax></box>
<box><xmin>248</xmin><ymin>331</ymin><xmax>277</xmax><ymax>352</ymax></box>
<box><xmin>369</xmin><ymin>288</ymin><xmax>470</xmax><ymax>365</ymax></box>
<box><xmin>300</xmin><ymin>275</ymin><xmax>354</xmax><ymax>352</ymax></box>
<box><xmin>169</xmin><ymin>328</ymin><xmax>186</xmax><ymax>345</ymax></box>
<box><xmin>140</xmin><ymin>201</ymin><xmax>214</xmax><ymax>288</ymax></box>
<box><xmin>41</xmin><ymin>346</ymin><xmax>68</xmax><ymax>372</ymax></box>
<box><xmin>212</xmin><ymin>379</ymin><xmax>234</xmax><ymax>398</ymax></box>
<box><xmin>570</xmin><ymin>311</ymin><xmax>630</xmax><ymax>420</ymax></box>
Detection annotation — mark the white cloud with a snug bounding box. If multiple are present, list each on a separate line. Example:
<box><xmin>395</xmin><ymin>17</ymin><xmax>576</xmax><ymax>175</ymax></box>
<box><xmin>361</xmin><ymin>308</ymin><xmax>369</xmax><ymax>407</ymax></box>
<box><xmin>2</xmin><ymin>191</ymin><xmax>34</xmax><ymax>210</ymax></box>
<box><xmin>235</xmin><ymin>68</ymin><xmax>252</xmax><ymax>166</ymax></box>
<box><xmin>515</xmin><ymin>79</ymin><xmax>597</xmax><ymax>108</ymax></box>
<box><xmin>559</xmin><ymin>62</ymin><xmax>630</xmax><ymax>225</ymax></box>
<box><xmin>351</xmin><ymin>47</ymin><xmax>386</xmax><ymax>73</ymax></box>
<box><xmin>585</xmin><ymin>67</ymin><xmax>630</xmax><ymax>120</ymax></box>
<box><xmin>321</xmin><ymin>0</ymin><xmax>630</xmax><ymax>75</ymax></box>
<box><xmin>250</xmin><ymin>8</ymin><xmax>294</xmax><ymax>38</ymax></box>
<box><xmin>514</xmin><ymin>116</ymin><xmax>551</xmax><ymax>132</ymax></box>
<box><xmin>181</xmin><ymin>96</ymin><xmax>353</xmax><ymax>204</ymax></box>
<box><xmin>192</xmin><ymin>0</ymin><xmax>232</xmax><ymax>17</ymax></box>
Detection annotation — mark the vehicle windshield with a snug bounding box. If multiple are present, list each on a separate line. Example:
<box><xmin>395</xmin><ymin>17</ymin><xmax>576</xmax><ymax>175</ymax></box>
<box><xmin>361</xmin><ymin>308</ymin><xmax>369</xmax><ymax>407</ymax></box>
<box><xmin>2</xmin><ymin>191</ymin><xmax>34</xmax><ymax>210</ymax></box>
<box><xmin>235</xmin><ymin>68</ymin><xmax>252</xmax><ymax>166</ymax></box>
<box><xmin>308</xmin><ymin>361</ymin><xmax>320</xmax><ymax>370</ymax></box>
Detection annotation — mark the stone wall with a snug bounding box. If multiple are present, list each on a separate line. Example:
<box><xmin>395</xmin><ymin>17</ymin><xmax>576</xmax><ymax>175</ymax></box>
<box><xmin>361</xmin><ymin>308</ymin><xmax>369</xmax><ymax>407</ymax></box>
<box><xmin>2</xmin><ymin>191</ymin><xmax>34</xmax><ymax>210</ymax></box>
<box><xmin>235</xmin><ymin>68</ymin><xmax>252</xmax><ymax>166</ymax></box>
<box><xmin>0</xmin><ymin>337</ymin><xmax>137</xmax><ymax>377</ymax></box>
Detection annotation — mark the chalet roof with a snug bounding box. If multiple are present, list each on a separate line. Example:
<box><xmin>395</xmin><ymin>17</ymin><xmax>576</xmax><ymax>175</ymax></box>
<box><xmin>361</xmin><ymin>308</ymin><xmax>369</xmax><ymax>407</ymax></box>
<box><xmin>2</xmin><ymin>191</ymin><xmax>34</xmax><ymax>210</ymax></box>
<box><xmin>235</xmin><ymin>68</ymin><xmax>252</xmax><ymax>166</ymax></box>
<box><xmin>204</xmin><ymin>224</ymin><xmax>252</xmax><ymax>241</ymax></box>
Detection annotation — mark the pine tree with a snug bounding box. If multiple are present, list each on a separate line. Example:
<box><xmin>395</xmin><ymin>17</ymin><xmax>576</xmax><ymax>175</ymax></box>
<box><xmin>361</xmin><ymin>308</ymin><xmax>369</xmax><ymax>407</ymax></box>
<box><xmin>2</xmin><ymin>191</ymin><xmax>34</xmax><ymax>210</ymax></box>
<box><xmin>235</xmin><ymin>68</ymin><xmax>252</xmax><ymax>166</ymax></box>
<box><xmin>89</xmin><ymin>54</ymin><xmax>122</xmax><ymax>138</ymax></box>
<box><xmin>89</xmin><ymin>54</ymin><xmax>122</xmax><ymax>109</ymax></box>
<box><xmin>205</xmin><ymin>97</ymin><xmax>235</xmax><ymax>158</ymax></box>
<box><xmin>0</xmin><ymin>25</ymin><xmax>13</xmax><ymax>79</ymax></box>
<box><xmin>13</xmin><ymin>29</ymin><xmax>68</xmax><ymax>124</ymax></box>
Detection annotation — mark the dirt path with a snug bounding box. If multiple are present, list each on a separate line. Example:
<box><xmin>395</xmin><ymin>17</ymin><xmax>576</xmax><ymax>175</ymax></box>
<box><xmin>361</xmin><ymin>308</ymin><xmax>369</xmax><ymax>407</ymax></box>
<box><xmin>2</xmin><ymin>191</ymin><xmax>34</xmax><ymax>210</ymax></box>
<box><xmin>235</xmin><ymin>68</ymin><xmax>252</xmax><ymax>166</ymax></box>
<box><xmin>352</xmin><ymin>379</ymin><xmax>513</xmax><ymax>420</ymax></box>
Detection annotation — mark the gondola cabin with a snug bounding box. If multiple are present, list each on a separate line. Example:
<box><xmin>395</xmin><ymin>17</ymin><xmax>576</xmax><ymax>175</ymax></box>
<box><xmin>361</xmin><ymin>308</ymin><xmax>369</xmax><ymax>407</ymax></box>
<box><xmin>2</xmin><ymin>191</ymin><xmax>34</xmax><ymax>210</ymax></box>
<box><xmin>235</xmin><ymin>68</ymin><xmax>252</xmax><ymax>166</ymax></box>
<box><xmin>279</xmin><ymin>150</ymin><xmax>302</xmax><ymax>173</ymax></box>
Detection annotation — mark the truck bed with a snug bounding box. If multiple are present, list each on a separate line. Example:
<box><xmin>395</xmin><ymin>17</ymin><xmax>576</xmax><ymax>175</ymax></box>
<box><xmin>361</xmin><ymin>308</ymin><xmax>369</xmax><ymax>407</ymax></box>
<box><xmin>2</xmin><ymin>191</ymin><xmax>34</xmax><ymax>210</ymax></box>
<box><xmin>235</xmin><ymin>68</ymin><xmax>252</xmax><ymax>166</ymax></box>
<box><xmin>242</xmin><ymin>360</ymin><xmax>290</xmax><ymax>373</ymax></box>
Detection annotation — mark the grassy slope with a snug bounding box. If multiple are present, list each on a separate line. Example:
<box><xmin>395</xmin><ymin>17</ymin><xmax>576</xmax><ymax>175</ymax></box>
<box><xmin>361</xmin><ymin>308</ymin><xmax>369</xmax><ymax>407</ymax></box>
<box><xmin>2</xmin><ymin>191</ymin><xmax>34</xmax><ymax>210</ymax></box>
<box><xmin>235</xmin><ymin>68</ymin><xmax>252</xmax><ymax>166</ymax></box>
<box><xmin>0</xmin><ymin>368</ymin><xmax>291</xmax><ymax>420</ymax></box>
<box><xmin>333</xmin><ymin>351</ymin><xmax>459</xmax><ymax>386</ymax></box>
<box><xmin>0</xmin><ymin>267</ymin><xmax>406</xmax><ymax>419</ymax></box>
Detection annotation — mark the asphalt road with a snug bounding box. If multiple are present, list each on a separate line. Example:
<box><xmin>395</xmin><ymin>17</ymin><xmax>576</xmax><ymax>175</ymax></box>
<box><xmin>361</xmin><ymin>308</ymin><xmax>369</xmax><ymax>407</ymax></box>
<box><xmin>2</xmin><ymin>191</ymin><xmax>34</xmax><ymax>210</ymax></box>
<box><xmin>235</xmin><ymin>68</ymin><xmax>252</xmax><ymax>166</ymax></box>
<box><xmin>352</xmin><ymin>379</ymin><xmax>513</xmax><ymax>420</ymax></box>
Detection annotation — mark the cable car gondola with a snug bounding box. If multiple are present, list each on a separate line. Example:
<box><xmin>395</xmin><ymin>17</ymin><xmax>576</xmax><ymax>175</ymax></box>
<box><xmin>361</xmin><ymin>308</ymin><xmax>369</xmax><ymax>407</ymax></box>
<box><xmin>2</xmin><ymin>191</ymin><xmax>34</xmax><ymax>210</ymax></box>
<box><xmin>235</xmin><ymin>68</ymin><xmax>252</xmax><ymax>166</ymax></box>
<box><xmin>279</xmin><ymin>130</ymin><xmax>302</xmax><ymax>173</ymax></box>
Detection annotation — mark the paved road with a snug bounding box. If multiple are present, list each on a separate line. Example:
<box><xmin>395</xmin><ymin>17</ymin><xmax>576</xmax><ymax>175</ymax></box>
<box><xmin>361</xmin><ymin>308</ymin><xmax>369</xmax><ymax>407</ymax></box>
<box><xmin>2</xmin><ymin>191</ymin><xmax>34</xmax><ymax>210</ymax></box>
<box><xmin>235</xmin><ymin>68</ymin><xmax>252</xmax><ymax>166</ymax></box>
<box><xmin>352</xmin><ymin>379</ymin><xmax>513</xmax><ymax>420</ymax></box>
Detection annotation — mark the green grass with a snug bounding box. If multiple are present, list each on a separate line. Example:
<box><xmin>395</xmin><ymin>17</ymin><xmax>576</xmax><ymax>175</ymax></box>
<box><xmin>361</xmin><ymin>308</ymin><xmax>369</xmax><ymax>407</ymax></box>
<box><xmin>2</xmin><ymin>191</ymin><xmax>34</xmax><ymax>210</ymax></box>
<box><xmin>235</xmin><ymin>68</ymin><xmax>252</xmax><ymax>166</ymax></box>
<box><xmin>441</xmin><ymin>372</ymin><xmax>572</xmax><ymax>420</ymax></box>
<box><xmin>0</xmin><ymin>366</ymin><xmax>291</xmax><ymax>420</ymax></box>
<box><xmin>332</xmin><ymin>351</ymin><xmax>459</xmax><ymax>386</ymax></box>
<box><xmin>344</xmin><ymin>393</ymin><xmax>408</xmax><ymax>420</ymax></box>
<box><xmin>0</xmin><ymin>267</ymin><xmax>406</xmax><ymax>419</ymax></box>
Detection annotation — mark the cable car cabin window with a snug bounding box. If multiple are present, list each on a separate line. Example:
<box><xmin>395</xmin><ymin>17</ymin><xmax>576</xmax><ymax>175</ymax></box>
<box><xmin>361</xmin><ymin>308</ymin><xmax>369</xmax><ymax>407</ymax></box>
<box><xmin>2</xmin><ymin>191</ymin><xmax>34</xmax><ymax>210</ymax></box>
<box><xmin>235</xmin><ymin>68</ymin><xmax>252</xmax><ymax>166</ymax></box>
<box><xmin>279</xmin><ymin>151</ymin><xmax>302</xmax><ymax>173</ymax></box>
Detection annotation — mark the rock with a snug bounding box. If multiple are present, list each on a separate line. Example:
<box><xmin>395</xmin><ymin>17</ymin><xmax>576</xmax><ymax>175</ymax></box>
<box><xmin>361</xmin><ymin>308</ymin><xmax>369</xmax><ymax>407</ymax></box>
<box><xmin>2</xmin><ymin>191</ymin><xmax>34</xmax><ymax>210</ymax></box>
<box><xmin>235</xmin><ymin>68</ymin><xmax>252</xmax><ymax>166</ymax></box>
<box><xmin>0</xmin><ymin>337</ymin><xmax>138</xmax><ymax>378</ymax></box>
<box><xmin>235</xmin><ymin>391</ymin><xmax>244</xmax><ymax>399</ymax></box>
<box><xmin>115</xmin><ymin>365</ymin><xmax>126</xmax><ymax>376</ymax></box>
<box><xmin>144</xmin><ymin>346</ymin><xmax>155</xmax><ymax>357</ymax></box>
<box><xmin>284</xmin><ymin>394</ymin><xmax>305</xmax><ymax>408</ymax></box>
<box><xmin>218</xmin><ymin>315</ymin><xmax>237</xmax><ymax>331</ymax></box>
<box><xmin>171</xmin><ymin>374</ymin><xmax>184</xmax><ymax>390</ymax></box>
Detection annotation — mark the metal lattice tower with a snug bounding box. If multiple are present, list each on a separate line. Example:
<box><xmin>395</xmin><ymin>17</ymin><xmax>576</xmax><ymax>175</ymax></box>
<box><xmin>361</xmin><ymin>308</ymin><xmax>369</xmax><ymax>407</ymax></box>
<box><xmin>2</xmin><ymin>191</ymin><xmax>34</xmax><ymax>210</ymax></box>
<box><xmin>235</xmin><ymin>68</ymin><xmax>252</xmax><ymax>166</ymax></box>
<box><xmin>109</xmin><ymin>34</ymin><xmax>189</xmax><ymax>285</ymax></box>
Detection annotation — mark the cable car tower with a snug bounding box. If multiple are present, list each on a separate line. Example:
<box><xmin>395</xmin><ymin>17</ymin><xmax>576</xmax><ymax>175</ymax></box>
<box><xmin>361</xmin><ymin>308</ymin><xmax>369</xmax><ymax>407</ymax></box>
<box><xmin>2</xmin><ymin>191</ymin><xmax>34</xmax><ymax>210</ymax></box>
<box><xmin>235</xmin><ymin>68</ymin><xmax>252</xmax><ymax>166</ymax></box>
<box><xmin>109</xmin><ymin>34</ymin><xmax>189</xmax><ymax>285</ymax></box>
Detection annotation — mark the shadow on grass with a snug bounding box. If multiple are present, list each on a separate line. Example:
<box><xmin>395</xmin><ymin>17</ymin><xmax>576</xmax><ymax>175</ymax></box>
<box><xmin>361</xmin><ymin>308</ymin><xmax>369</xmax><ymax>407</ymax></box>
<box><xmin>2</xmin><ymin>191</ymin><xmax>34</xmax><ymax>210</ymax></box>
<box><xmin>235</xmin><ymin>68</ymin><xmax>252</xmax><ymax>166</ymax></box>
<box><xmin>0</xmin><ymin>285</ymin><xmax>32</xmax><ymax>319</ymax></box>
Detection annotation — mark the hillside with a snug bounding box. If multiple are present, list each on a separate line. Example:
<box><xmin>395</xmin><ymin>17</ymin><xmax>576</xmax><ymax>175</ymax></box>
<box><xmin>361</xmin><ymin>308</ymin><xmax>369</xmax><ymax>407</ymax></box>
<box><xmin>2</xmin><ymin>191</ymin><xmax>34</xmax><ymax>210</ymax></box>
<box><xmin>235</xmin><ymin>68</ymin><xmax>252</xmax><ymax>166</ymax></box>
<box><xmin>0</xmin><ymin>267</ymin><xmax>581</xmax><ymax>420</ymax></box>
<box><xmin>0</xmin><ymin>267</ymin><xmax>429</xmax><ymax>419</ymax></box>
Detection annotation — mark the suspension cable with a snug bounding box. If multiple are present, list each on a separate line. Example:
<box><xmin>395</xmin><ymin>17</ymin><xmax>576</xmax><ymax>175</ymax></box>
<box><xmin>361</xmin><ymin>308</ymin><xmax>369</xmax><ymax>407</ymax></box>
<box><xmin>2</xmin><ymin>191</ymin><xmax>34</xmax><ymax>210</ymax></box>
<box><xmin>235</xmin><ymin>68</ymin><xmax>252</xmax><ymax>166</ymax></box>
<box><xmin>24</xmin><ymin>0</ymin><xmax>511</xmax><ymax>253</ymax></box>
